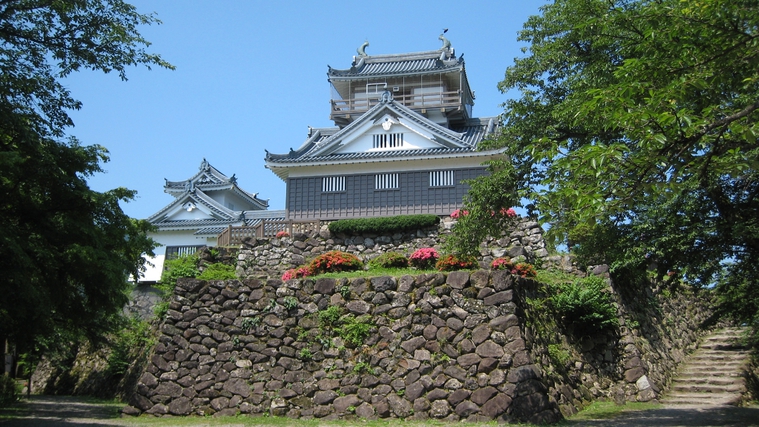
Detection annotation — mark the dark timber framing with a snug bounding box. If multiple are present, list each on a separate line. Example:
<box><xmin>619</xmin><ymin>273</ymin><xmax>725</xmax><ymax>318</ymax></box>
<box><xmin>286</xmin><ymin>167</ymin><xmax>487</xmax><ymax>220</ymax></box>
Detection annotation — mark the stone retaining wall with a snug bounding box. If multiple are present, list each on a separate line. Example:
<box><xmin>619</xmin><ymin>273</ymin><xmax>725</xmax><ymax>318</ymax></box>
<box><xmin>127</xmin><ymin>272</ymin><xmax>561</xmax><ymax>423</ymax></box>
<box><xmin>125</xmin><ymin>269</ymin><xmax>713</xmax><ymax>422</ymax></box>
<box><xmin>236</xmin><ymin>217</ymin><xmax>577</xmax><ymax>280</ymax></box>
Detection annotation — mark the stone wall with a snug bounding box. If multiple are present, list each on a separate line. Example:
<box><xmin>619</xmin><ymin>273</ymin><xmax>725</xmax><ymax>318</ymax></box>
<box><xmin>236</xmin><ymin>217</ymin><xmax>572</xmax><ymax>280</ymax></box>
<box><xmin>516</xmin><ymin>274</ymin><xmax>716</xmax><ymax>417</ymax></box>
<box><xmin>127</xmin><ymin>273</ymin><xmax>561</xmax><ymax>423</ymax></box>
<box><xmin>125</xmin><ymin>268</ymin><xmax>713</xmax><ymax>422</ymax></box>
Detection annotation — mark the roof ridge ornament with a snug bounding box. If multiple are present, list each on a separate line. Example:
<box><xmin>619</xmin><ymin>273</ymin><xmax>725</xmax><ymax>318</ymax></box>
<box><xmin>380</xmin><ymin>90</ymin><xmax>393</xmax><ymax>103</ymax></box>
<box><xmin>200</xmin><ymin>158</ymin><xmax>209</xmax><ymax>171</ymax></box>
<box><xmin>438</xmin><ymin>33</ymin><xmax>454</xmax><ymax>60</ymax></box>
<box><xmin>357</xmin><ymin>40</ymin><xmax>369</xmax><ymax>57</ymax></box>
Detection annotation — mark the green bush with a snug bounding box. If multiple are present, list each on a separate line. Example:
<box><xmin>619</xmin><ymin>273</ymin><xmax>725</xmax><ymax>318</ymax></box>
<box><xmin>319</xmin><ymin>306</ymin><xmax>342</xmax><ymax>328</ymax></box>
<box><xmin>160</xmin><ymin>254</ymin><xmax>199</xmax><ymax>285</ymax></box>
<box><xmin>328</xmin><ymin>214</ymin><xmax>439</xmax><ymax>235</ymax></box>
<box><xmin>551</xmin><ymin>275</ymin><xmax>619</xmax><ymax>333</ymax></box>
<box><xmin>107</xmin><ymin>315</ymin><xmax>155</xmax><ymax>376</ymax></box>
<box><xmin>0</xmin><ymin>374</ymin><xmax>18</xmax><ymax>406</ymax></box>
<box><xmin>338</xmin><ymin>315</ymin><xmax>374</xmax><ymax>346</ymax></box>
<box><xmin>197</xmin><ymin>262</ymin><xmax>237</xmax><ymax>280</ymax></box>
<box><xmin>368</xmin><ymin>252</ymin><xmax>408</xmax><ymax>269</ymax></box>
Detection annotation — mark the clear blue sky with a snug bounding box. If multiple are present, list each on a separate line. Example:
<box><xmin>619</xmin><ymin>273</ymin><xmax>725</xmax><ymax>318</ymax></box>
<box><xmin>65</xmin><ymin>0</ymin><xmax>548</xmax><ymax>220</ymax></box>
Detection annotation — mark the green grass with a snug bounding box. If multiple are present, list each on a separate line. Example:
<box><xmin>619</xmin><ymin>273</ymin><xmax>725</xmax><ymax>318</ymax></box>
<box><xmin>565</xmin><ymin>401</ymin><xmax>663</xmax><ymax>421</ymax></box>
<box><xmin>535</xmin><ymin>268</ymin><xmax>577</xmax><ymax>288</ymax></box>
<box><xmin>116</xmin><ymin>414</ymin><xmax>535</xmax><ymax>426</ymax></box>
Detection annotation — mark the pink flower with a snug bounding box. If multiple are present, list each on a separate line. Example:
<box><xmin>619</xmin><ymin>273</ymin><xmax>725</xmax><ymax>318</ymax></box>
<box><xmin>450</xmin><ymin>209</ymin><xmax>469</xmax><ymax>219</ymax></box>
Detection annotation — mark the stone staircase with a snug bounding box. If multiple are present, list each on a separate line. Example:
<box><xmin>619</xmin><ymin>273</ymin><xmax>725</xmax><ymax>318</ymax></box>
<box><xmin>662</xmin><ymin>327</ymin><xmax>751</xmax><ymax>406</ymax></box>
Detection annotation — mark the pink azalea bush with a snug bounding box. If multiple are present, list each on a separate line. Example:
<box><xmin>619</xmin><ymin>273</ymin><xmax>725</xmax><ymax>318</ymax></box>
<box><xmin>491</xmin><ymin>258</ymin><xmax>537</xmax><ymax>278</ymax></box>
<box><xmin>281</xmin><ymin>266</ymin><xmax>311</xmax><ymax>281</ymax></box>
<box><xmin>491</xmin><ymin>257</ymin><xmax>514</xmax><ymax>271</ymax></box>
<box><xmin>409</xmin><ymin>247</ymin><xmax>439</xmax><ymax>269</ymax></box>
<box><xmin>276</xmin><ymin>230</ymin><xmax>290</xmax><ymax>238</ymax></box>
<box><xmin>450</xmin><ymin>209</ymin><xmax>469</xmax><ymax>219</ymax></box>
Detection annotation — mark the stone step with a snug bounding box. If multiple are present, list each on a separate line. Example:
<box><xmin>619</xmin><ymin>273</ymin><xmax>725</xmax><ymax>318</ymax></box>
<box><xmin>670</xmin><ymin>383</ymin><xmax>746</xmax><ymax>394</ymax></box>
<box><xmin>681</xmin><ymin>361</ymin><xmax>748</xmax><ymax>371</ymax></box>
<box><xmin>661</xmin><ymin>392</ymin><xmax>743</xmax><ymax>406</ymax></box>
<box><xmin>672</xmin><ymin>376</ymin><xmax>744</xmax><ymax>386</ymax></box>
<box><xmin>662</xmin><ymin>327</ymin><xmax>750</xmax><ymax>408</ymax></box>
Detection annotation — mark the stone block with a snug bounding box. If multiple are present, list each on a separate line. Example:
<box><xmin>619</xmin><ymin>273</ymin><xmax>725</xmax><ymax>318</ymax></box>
<box><xmin>480</xmin><ymin>393</ymin><xmax>511</xmax><ymax>418</ymax></box>
<box><xmin>471</xmin><ymin>386</ymin><xmax>498</xmax><ymax>405</ymax></box>
<box><xmin>454</xmin><ymin>400</ymin><xmax>479</xmax><ymax>417</ymax></box>
<box><xmin>446</xmin><ymin>271</ymin><xmax>470</xmax><ymax>289</ymax></box>
<box><xmin>447</xmin><ymin>389</ymin><xmax>470</xmax><ymax>406</ymax></box>
<box><xmin>484</xmin><ymin>290</ymin><xmax>513</xmax><ymax>306</ymax></box>
<box><xmin>476</xmin><ymin>341</ymin><xmax>505</xmax><ymax>358</ymax></box>
<box><xmin>314</xmin><ymin>278</ymin><xmax>335</xmax><ymax>294</ymax></box>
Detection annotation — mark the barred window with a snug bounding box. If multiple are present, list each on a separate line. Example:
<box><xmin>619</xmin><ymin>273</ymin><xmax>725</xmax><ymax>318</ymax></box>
<box><xmin>165</xmin><ymin>245</ymin><xmax>203</xmax><ymax>261</ymax></box>
<box><xmin>375</xmin><ymin>173</ymin><xmax>399</xmax><ymax>190</ymax></box>
<box><xmin>322</xmin><ymin>176</ymin><xmax>345</xmax><ymax>192</ymax></box>
<box><xmin>429</xmin><ymin>170</ymin><xmax>455</xmax><ymax>187</ymax></box>
<box><xmin>373</xmin><ymin>133</ymin><xmax>404</xmax><ymax>149</ymax></box>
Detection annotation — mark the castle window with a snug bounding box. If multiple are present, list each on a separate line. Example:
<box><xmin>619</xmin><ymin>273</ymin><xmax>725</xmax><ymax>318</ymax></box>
<box><xmin>373</xmin><ymin>133</ymin><xmax>404</xmax><ymax>149</ymax></box>
<box><xmin>165</xmin><ymin>245</ymin><xmax>203</xmax><ymax>261</ymax></box>
<box><xmin>375</xmin><ymin>173</ymin><xmax>399</xmax><ymax>190</ymax></box>
<box><xmin>322</xmin><ymin>176</ymin><xmax>345</xmax><ymax>192</ymax></box>
<box><xmin>429</xmin><ymin>170</ymin><xmax>455</xmax><ymax>187</ymax></box>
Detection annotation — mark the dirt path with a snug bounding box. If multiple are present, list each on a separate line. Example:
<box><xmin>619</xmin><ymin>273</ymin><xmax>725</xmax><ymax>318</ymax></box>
<box><xmin>0</xmin><ymin>395</ymin><xmax>125</xmax><ymax>426</ymax></box>
<box><xmin>1</xmin><ymin>396</ymin><xmax>759</xmax><ymax>426</ymax></box>
<box><xmin>565</xmin><ymin>405</ymin><xmax>759</xmax><ymax>427</ymax></box>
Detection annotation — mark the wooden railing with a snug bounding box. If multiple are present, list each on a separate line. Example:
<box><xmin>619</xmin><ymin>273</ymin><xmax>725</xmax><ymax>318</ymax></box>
<box><xmin>330</xmin><ymin>90</ymin><xmax>461</xmax><ymax>119</ymax></box>
<box><xmin>217</xmin><ymin>220</ymin><xmax>322</xmax><ymax>247</ymax></box>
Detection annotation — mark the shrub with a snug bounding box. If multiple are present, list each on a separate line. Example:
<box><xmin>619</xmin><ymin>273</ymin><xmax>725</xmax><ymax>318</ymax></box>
<box><xmin>0</xmin><ymin>374</ymin><xmax>18</xmax><ymax>405</ymax></box>
<box><xmin>368</xmin><ymin>252</ymin><xmax>408</xmax><ymax>269</ymax></box>
<box><xmin>409</xmin><ymin>247</ymin><xmax>439</xmax><ymax>269</ymax></box>
<box><xmin>160</xmin><ymin>254</ymin><xmax>199</xmax><ymax>285</ymax></box>
<box><xmin>551</xmin><ymin>275</ymin><xmax>619</xmax><ymax>333</ymax></box>
<box><xmin>328</xmin><ymin>214</ymin><xmax>439</xmax><ymax>235</ymax></box>
<box><xmin>513</xmin><ymin>262</ymin><xmax>537</xmax><ymax>278</ymax></box>
<box><xmin>308</xmin><ymin>251</ymin><xmax>363</xmax><ymax>275</ymax></box>
<box><xmin>491</xmin><ymin>257</ymin><xmax>514</xmax><ymax>271</ymax></box>
<box><xmin>197</xmin><ymin>262</ymin><xmax>237</xmax><ymax>280</ymax></box>
<box><xmin>547</xmin><ymin>344</ymin><xmax>572</xmax><ymax>367</ymax></box>
<box><xmin>339</xmin><ymin>315</ymin><xmax>374</xmax><ymax>346</ymax></box>
<box><xmin>107</xmin><ymin>315</ymin><xmax>154</xmax><ymax>376</ymax></box>
<box><xmin>319</xmin><ymin>306</ymin><xmax>342</xmax><ymax>328</ymax></box>
<box><xmin>436</xmin><ymin>254</ymin><xmax>478</xmax><ymax>271</ymax></box>
<box><xmin>275</xmin><ymin>230</ymin><xmax>290</xmax><ymax>238</ymax></box>
<box><xmin>282</xmin><ymin>266</ymin><xmax>312</xmax><ymax>281</ymax></box>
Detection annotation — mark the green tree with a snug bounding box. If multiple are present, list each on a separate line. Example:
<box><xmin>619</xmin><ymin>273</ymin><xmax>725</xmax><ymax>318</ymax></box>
<box><xmin>0</xmin><ymin>0</ymin><xmax>171</xmax><ymax>360</ymax></box>
<box><xmin>468</xmin><ymin>1</ymin><xmax>757</xmax><ymax>321</ymax></box>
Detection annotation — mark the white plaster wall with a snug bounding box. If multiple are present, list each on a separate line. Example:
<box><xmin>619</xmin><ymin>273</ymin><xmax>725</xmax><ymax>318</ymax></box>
<box><xmin>139</xmin><ymin>230</ymin><xmax>216</xmax><ymax>283</ymax></box>
<box><xmin>336</xmin><ymin>122</ymin><xmax>438</xmax><ymax>153</ymax></box>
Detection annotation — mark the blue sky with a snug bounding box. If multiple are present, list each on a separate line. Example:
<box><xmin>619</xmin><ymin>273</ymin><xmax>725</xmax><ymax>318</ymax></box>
<box><xmin>65</xmin><ymin>0</ymin><xmax>548</xmax><ymax>219</ymax></box>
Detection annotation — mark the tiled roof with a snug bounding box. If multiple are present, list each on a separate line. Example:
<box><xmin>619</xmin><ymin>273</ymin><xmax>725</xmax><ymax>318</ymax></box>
<box><xmin>194</xmin><ymin>210</ymin><xmax>287</xmax><ymax>236</ymax></box>
<box><xmin>328</xmin><ymin>50</ymin><xmax>462</xmax><ymax>79</ymax></box>
<box><xmin>265</xmin><ymin>99</ymin><xmax>497</xmax><ymax>165</ymax></box>
<box><xmin>152</xmin><ymin>218</ymin><xmax>235</xmax><ymax>230</ymax></box>
<box><xmin>163</xmin><ymin>159</ymin><xmax>268</xmax><ymax>209</ymax></box>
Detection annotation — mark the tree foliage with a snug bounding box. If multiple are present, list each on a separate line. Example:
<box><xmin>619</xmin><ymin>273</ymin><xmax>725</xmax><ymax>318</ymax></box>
<box><xmin>0</xmin><ymin>0</ymin><xmax>171</xmax><ymax>356</ymax></box>
<box><xmin>444</xmin><ymin>160</ymin><xmax>519</xmax><ymax>256</ymax></box>
<box><xmin>471</xmin><ymin>0</ymin><xmax>758</xmax><ymax>324</ymax></box>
